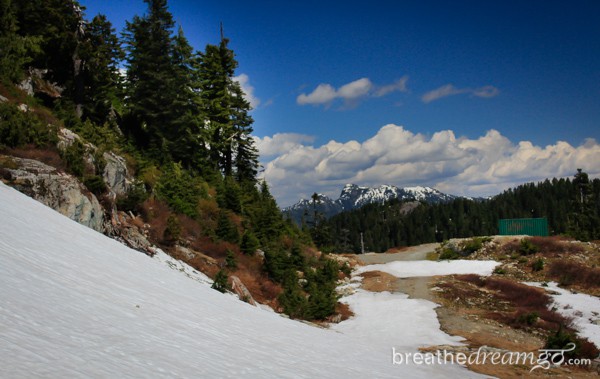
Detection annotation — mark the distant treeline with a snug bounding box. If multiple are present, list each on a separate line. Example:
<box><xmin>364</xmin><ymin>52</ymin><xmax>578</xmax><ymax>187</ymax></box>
<box><xmin>315</xmin><ymin>172</ymin><xmax>600</xmax><ymax>253</ymax></box>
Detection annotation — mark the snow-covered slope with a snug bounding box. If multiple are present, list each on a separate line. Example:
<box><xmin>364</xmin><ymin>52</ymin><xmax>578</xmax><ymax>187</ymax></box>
<box><xmin>0</xmin><ymin>183</ymin><xmax>483</xmax><ymax>378</ymax></box>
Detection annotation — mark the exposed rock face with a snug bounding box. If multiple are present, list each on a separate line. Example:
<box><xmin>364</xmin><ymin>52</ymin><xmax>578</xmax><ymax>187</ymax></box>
<box><xmin>18</xmin><ymin>68</ymin><xmax>63</xmax><ymax>99</ymax></box>
<box><xmin>106</xmin><ymin>211</ymin><xmax>154</xmax><ymax>256</ymax></box>
<box><xmin>102</xmin><ymin>152</ymin><xmax>130</xmax><ymax>198</ymax></box>
<box><xmin>0</xmin><ymin>156</ymin><xmax>104</xmax><ymax>232</ymax></box>
<box><xmin>230</xmin><ymin>275</ymin><xmax>257</xmax><ymax>306</ymax></box>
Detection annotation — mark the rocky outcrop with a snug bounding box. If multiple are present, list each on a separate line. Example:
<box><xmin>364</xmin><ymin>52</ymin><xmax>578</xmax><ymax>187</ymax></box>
<box><xmin>230</xmin><ymin>276</ymin><xmax>257</xmax><ymax>306</ymax></box>
<box><xmin>56</xmin><ymin>128</ymin><xmax>132</xmax><ymax>199</ymax></box>
<box><xmin>102</xmin><ymin>152</ymin><xmax>130</xmax><ymax>198</ymax></box>
<box><xmin>106</xmin><ymin>211</ymin><xmax>154</xmax><ymax>256</ymax></box>
<box><xmin>0</xmin><ymin>155</ymin><xmax>104</xmax><ymax>232</ymax></box>
<box><xmin>18</xmin><ymin>68</ymin><xmax>63</xmax><ymax>99</ymax></box>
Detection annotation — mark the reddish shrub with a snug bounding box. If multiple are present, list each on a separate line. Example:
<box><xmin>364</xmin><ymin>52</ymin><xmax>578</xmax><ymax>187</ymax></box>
<box><xmin>5</xmin><ymin>146</ymin><xmax>65</xmax><ymax>170</ymax></box>
<box><xmin>501</xmin><ymin>239</ymin><xmax>521</xmax><ymax>254</ymax></box>
<box><xmin>179</xmin><ymin>214</ymin><xmax>204</xmax><ymax>241</ymax></box>
<box><xmin>456</xmin><ymin>274</ymin><xmax>486</xmax><ymax>286</ymax></box>
<box><xmin>192</xmin><ymin>238</ymin><xmax>237</xmax><ymax>260</ymax></box>
<box><xmin>335</xmin><ymin>302</ymin><xmax>354</xmax><ymax>322</ymax></box>
<box><xmin>139</xmin><ymin>198</ymin><xmax>171</xmax><ymax>242</ymax></box>
<box><xmin>578</xmin><ymin>338</ymin><xmax>600</xmax><ymax>360</ymax></box>
<box><xmin>485</xmin><ymin>277</ymin><xmax>550</xmax><ymax>309</ymax></box>
<box><xmin>548</xmin><ymin>260</ymin><xmax>600</xmax><ymax>288</ymax></box>
<box><xmin>530</xmin><ymin>237</ymin><xmax>584</xmax><ymax>256</ymax></box>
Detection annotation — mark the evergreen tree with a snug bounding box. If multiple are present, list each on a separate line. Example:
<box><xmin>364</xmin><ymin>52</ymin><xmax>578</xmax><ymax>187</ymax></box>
<box><xmin>169</xmin><ymin>26</ymin><xmax>205</xmax><ymax>169</ymax></box>
<box><xmin>13</xmin><ymin>0</ymin><xmax>83</xmax><ymax>92</ymax></box>
<box><xmin>123</xmin><ymin>0</ymin><xmax>177</xmax><ymax>158</ymax></box>
<box><xmin>278</xmin><ymin>270</ymin><xmax>307</xmax><ymax>319</ymax></box>
<box><xmin>195</xmin><ymin>39</ymin><xmax>234</xmax><ymax>174</ymax></box>
<box><xmin>211</xmin><ymin>269</ymin><xmax>230</xmax><ymax>293</ymax></box>
<box><xmin>81</xmin><ymin>14</ymin><xmax>123</xmax><ymax>124</ymax></box>
<box><xmin>0</xmin><ymin>0</ymin><xmax>40</xmax><ymax>83</ymax></box>
<box><xmin>240</xmin><ymin>230</ymin><xmax>259</xmax><ymax>254</ymax></box>
<box><xmin>195</xmin><ymin>34</ymin><xmax>258</xmax><ymax>181</ymax></box>
<box><xmin>230</xmin><ymin>79</ymin><xmax>258</xmax><ymax>184</ymax></box>
<box><xmin>568</xmin><ymin>169</ymin><xmax>599</xmax><ymax>241</ymax></box>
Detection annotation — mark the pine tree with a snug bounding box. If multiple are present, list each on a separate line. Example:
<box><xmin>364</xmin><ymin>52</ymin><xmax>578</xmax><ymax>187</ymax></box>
<box><xmin>13</xmin><ymin>0</ymin><xmax>83</xmax><ymax>91</ymax></box>
<box><xmin>230</xmin><ymin>77</ymin><xmax>258</xmax><ymax>184</ymax></box>
<box><xmin>123</xmin><ymin>0</ymin><xmax>177</xmax><ymax>159</ymax></box>
<box><xmin>81</xmin><ymin>14</ymin><xmax>123</xmax><ymax>125</ymax></box>
<box><xmin>170</xmin><ymin>26</ymin><xmax>205</xmax><ymax>169</ymax></box>
<box><xmin>568</xmin><ymin>169</ymin><xmax>598</xmax><ymax>241</ymax></box>
<box><xmin>194</xmin><ymin>40</ymin><xmax>233</xmax><ymax>174</ymax></box>
<box><xmin>0</xmin><ymin>0</ymin><xmax>40</xmax><ymax>83</ymax></box>
<box><xmin>195</xmin><ymin>34</ymin><xmax>259</xmax><ymax>181</ymax></box>
<box><xmin>211</xmin><ymin>269</ymin><xmax>230</xmax><ymax>293</ymax></box>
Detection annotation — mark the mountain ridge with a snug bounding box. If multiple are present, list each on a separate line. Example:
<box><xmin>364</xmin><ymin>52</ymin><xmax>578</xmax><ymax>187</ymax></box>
<box><xmin>283</xmin><ymin>183</ymin><xmax>460</xmax><ymax>223</ymax></box>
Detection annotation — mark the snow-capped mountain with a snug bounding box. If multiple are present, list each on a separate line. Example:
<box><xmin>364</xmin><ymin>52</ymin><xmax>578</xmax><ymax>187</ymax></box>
<box><xmin>283</xmin><ymin>184</ymin><xmax>459</xmax><ymax>223</ymax></box>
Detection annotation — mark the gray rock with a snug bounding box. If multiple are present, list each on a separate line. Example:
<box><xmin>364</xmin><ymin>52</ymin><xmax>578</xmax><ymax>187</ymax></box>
<box><xmin>103</xmin><ymin>152</ymin><xmax>130</xmax><ymax>197</ymax></box>
<box><xmin>57</xmin><ymin>127</ymin><xmax>84</xmax><ymax>151</ymax></box>
<box><xmin>230</xmin><ymin>275</ymin><xmax>257</xmax><ymax>306</ymax></box>
<box><xmin>56</xmin><ymin>128</ymin><xmax>132</xmax><ymax>198</ymax></box>
<box><xmin>1</xmin><ymin>155</ymin><xmax>104</xmax><ymax>232</ymax></box>
<box><xmin>18</xmin><ymin>68</ymin><xmax>63</xmax><ymax>98</ymax></box>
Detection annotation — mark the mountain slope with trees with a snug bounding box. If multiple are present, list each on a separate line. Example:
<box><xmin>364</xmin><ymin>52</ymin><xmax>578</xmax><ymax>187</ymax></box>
<box><xmin>317</xmin><ymin>174</ymin><xmax>600</xmax><ymax>253</ymax></box>
<box><xmin>0</xmin><ymin>0</ymin><xmax>342</xmax><ymax>321</ymax></box>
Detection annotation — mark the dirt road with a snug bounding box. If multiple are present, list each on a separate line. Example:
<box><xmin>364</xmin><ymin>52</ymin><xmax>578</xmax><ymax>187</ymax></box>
<box><xmin>356</xmin><ymin>243</ymin><xmax>439</xmax><ymax>265</ymax></box>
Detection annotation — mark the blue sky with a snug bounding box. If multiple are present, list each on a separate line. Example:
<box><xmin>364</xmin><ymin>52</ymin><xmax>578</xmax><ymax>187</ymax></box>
<box><xmin>79</xmin><ymin>0</ymin><xmax>600</xmax><ymax>205</ymax></box>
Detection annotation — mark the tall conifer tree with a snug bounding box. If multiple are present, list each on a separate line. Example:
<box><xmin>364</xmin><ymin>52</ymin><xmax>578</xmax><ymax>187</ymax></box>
<box><xmin>81</xmin><ymin>14</ymin><xmax>123</xmax><ymax>124</ymax></box>
<box><xmin>195</xmin><ymin>34</ymin><xmax>258</xmax><ymax>182</ymax></box>
<box><xmin>123</xmin><ymin>0</ymin><xmax>177</xmax><ymax>158</ymax></box>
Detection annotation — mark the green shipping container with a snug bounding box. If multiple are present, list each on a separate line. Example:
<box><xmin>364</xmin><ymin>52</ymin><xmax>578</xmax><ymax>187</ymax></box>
<box><xmin>498</xmin><ymin>218</ymin><xmax>549</xmax><ymax>237</ymax></box>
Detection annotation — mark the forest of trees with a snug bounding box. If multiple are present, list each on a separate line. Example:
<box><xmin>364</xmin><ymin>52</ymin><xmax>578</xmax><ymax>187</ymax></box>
<box><xmin>318</xmin><ymin>173</ymin><xmax>600</xmax><ymax>253</ymax></box>
<box><xmin>0</xmin><ymin>0</ymin><xmax>341</xmax><ymax>320</ymax></box>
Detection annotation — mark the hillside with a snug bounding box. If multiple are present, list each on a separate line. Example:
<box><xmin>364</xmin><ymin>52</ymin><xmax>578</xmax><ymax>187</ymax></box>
<box><xmin>317</xmin><ymin>176</ymin><xmax>600</xmax><ymax>253</ymax></box>
<box><xmin>0</xmin><ymin>0</ymin><xmax>345</xmax><ymax>322</ymax></box>
<box><xmin>0</xmin><ymin>182</ymin><xmax>487</xmax><ymax>378</ymax></box>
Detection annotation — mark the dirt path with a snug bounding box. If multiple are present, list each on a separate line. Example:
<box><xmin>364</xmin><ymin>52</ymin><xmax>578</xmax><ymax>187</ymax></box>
<box><xmin>351</xmin><ymin>243</ymin><xmax>597</xmax><ymax>378</ymax></box>
<box><xmin>356</xmin><ymin>243</ymin><xmax>439</xmax><ymax>264</ymax></box>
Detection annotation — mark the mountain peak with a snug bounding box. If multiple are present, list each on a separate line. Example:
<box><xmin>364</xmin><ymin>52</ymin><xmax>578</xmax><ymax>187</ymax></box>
<box><xmin>284</xmin><ymin>183</ymin><xmax>459</xmax><ymax>224</ymax></box>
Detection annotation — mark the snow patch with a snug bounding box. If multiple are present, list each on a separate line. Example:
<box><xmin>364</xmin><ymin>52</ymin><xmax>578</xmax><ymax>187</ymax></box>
<box><xmin>357</xmin><ymin>259</ymin><xmax>499</xmax><ymax>278</ymax></box>
<box><xmin>526</xmin><ymin>281</ymin><xmax>600</xmax><ymax>348</ymax></box>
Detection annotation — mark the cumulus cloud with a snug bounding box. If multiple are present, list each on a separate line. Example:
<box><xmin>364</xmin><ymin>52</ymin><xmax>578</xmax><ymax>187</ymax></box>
<box><xmin>233</xmin><ymin>74</ymin><xmax>260</xmax><ymax>108</ymax></box>
<box><xmin>297</xmin><ymin>77</ymin><xmax>408</xmax><ymax>107</ymax></box>
<box><xmin>256</xmin><ymin>125</ymin><xmax>600</xmax><ymax>206</ymax></box>
<box><xmin>422</xmin><ymin>83</ymin><xmax>500</xmax><ymax>103</ymax></box>
<box><xmin>254</xmin><ymin>133</ymin><xmax>316</xmax><ymax>157</ymax></box>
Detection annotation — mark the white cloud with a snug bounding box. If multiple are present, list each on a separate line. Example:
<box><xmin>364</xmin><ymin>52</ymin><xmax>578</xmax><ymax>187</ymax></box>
<box><xmin>256</xmin><ymin>125</ymin><xmax>600</xmax><ymax>206</ymax></box>
<box><xmin>422</xmin><ymin>84</ymin><xmax>500</xmax><ymax>103</ymax></box>
<box><xmin>472</xmin><ymin>85</ymin><xmax>500</xmax><ymax>98</ymax></box>
<box><xmin>297</xmin><ymin>83</ymin><xmax>338</xmax><ymax>106</ymax></box>
<box><xmin>233</xmin><ymin>74</ymin><xmax>260</xmax><ymax>109</ymax></box>
<box><xmin>421</xmin><ymin>84</ymin><xmax>467</xmax><ymax>103</ymax></box>
<box><xmin>297</xmin><ymin>77</ymin><xmax>408</xmax><ymax>107</ymax></box>
<box><xmin>254</xmin><ymin>133</ymin><xmax>316</xmax><ymax>157</ymax></box>
<box><xmin>374</xmin><ymin>76</ymin><xmax>409</xmax><ymax>97</ymax></box>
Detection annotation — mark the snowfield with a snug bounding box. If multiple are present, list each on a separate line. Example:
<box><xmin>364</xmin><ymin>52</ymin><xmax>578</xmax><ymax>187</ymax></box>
<box><xmin>0</xmin><ymin>183</ymin><xmax>485</xmax><ymax>378</ymax></box>
<box><xmin>356</xmin><ymin>259</ymin><xmax>499</xmax><ymax>278</ymax></box>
